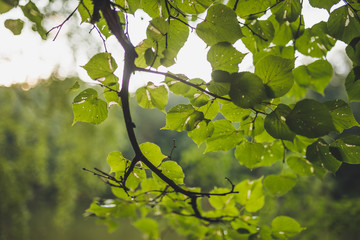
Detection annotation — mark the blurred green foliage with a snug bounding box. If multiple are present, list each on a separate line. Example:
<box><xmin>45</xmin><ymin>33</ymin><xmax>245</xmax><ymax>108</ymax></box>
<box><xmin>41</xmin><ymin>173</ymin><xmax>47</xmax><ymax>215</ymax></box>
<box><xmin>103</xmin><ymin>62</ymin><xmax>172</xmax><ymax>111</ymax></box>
<box><xmin>1</xmin><ymin>76</ymin><xmax>360</xmax><ymax>239</ymax></box>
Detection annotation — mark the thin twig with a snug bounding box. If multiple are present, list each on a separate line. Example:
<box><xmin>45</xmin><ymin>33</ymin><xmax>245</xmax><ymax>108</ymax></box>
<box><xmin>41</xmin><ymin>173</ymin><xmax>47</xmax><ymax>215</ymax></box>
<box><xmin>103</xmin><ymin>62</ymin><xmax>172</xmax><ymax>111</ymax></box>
<box><xmin>46</xmin><ymin>6</ymin><xmax>78</xmax><ymax>41</ymax></box>
<box><xmin>135</xmin><ymin>67</ymin><xmax>232</xmax><ymax>102</ymax></box>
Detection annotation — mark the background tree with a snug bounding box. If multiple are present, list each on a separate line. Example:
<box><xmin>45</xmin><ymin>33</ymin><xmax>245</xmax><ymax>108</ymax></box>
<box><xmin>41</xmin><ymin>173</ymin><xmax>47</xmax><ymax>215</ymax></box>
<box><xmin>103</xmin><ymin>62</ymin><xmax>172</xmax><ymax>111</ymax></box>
<box><xmin>1</xmin><ymin>0</ymin><xmax>360</xmax><ymax>239</ymax></box>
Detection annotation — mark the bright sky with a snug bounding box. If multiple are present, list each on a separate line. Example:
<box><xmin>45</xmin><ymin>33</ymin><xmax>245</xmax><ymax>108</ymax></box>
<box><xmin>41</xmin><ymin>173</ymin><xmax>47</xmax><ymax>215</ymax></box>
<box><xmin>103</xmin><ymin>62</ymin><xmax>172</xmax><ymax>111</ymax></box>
<box><xmin>0</xmin><ymin>0</ymin><xmax>348</xmax><ymax>92</ymax></box>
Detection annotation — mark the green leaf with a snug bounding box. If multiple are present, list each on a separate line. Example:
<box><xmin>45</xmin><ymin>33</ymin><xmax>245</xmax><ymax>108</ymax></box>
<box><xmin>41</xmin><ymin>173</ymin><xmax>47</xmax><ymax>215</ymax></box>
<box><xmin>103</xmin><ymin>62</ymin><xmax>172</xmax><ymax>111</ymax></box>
<box><xmin>328</xmin><ymin>5</ymin><xmax>360</xmax><ymax>43</ymax></box>
<box><xmin>207</xmin><ymin>42</ymin><xmax>246</xmax><ymax>73</ymax></box>
<box><xmin>164</xmin><ymin>73</ymin><xmax>191</xmax><ymax>96</ymax></box>
<box><xmin>146</xmin><ymin>17</ymin><xmax>169</xmax><ymax>41</ymax></box>
<box><xmin>156</xmin><ymin>161</ymin><xmax>185</xmax><ymax>184</ymax></box>
<box><xmin>287</xmin><ymin>156</ymin><xmax>315</xmax><ymax>176</ymax></box>
<box><xmin>159</xmin><ymin>18</ymin><xmax>189</xmax><ymax>67</ymax></box>
<box><xmin>346</xmin><ymin>37</ymin><xmax>360</xmax><ymax>66</ymax></box>
<box><xmin>205</xmin><ymin>120</ymin><xmax>243</xmax><ymax>152</ymax></box>
<box><xmin>296</xmin><ymin>22</ymin><xmax>336</xmax><ymax>58</ymax></box>
<box><xmin>175</xmin><ymin>0</ymin><xmax>212</xmax><ymax>14</ymax></box>
<box><xmin>209</xmin><ymin>188</ymin><xmax>236</xmax><ymax>210</ymax></box>
<box><xmin>241</xmin><ymin>116</ymin><xmax>265</xmax><ymax>137</ymax></box>
<box><xmin>0</xmin><ymin>0</ymin><xmax>18</xmax><ymax>14</ymax></box>
<box><xmin>241</xmin><ymin>19</ymin><xmax>275</xmax><ymax>53</ymax></box>
<box><xmin>188</xmin><ymin>120</ymin><xmax>214</xmax><ymax>146</ymax></box>
<box><xmin>345</xmin><ymin>67</ymin><xmax>360</xmax><ymax>102</ymax></box>
<box><xmin>72</xmin><ymin>88</ymin><xmax>108</xmax><ymax>124</ymax></box>
<box><xmin>235</xmin><ymin>178</ymin><xmax>265</xmax><ymax>212</ymax></box>
<box><xmin>264</xmin><ymin>104</ymin><xmax>296</xmax><ymax>141</ymax></box>
<box><xmin>271</xmin><ymin>16</ymin><xmax>303</xmax><ymax>46</ymax></box>
<box><xmin>255</xmin><ymin>55</ymin><xmax>295</xmax><ymax>98</ymax></box>
<box><xmin>197</xmin><ymin>99</ymin><xmax>219</xmax><ymax>119</ymax></box>
<box><xmin>235</xmin><ymin>140</ymin><xmax>265</xmax><ymax>169</ymax></box>
<box><xmin>228</xmin><ymin>0</ymin><xmax>275</xmax><ymax>19</ymax></box>
<box><xmin>82</xmin><ymin>53</ymin><xmax>118</xmax><ymax>80</ymax></box>
<box><xmin>78</xmin><ymin>0</ymin><xmax>93</xmax><ymax>23</ymax></box>
<box><xmin>107</xmin><ymin>151</ymin><xmax>129</xmax><ymax>173</ymax></box>
<box><xmin>286</xmin><ymin>99</ymin><xmax>336</xmax><ymax>138</ymax></box>
<box><xmin>306</xmin><ymin>139</ymin><xmax>342</xmax><ymax>173</ymax></box>
<box><xmin>4</xmin><ymin>19</ymin><xmax>24</xmax><ymax>35</ymax></box>
<box><xmin>253</xmin><ymin>46</ymin><xmax>295</xmax><ymax>65</ymax></box>
<box><xmin>324</xmin><ymin>99</ymin><xmax>359</xmax><ymax>132</ymax></box>
<box><xmin>229</xmin><ymin>72</ymin><xmax>267</xmax><ymax>109</ymax></box>
<box><xmin>263</xmin><ymin>173</ymin><xmax>297</xmax><ymax>197</ymax></box>
<box><xmin>220</xmin><ymin>102</ymin><xmax>251</xmax><ymax>122</ymax></box>
<box><xmin>271</xmin><ymin>0</ymin><xmax>301</xmax><ymax>23</ymax></box>
<box><xmin>135</xmin><ymin>39</ymin><xmax>155</xmax><ymax>68</ymax></box>
<box><xmin>20</xmin><ymin>1</ymin><xmax>47</xmax><ymax>39</ymax></box>
<box><xmin>140</xmin><ymin>142</ymin><xmax>166</xmax><ymax>168</ymax></box>
<box><xmin>330</xmin><ymin>135</ymin><xmax>360</xmax><ymax>164</ymax></box>
<box><xmin>163</xmin><ymin>104</ymin><xmax>204</xmax><ymax>131</ymax></box>
<box><xmin>133</xmin><ymin>218</ymin><xmax>159</xmax><ymax>238</ymax></box>
<box><xmin>196</xmin><ymin>4</ymin><xmax>244</xmax><ymax>46</ymax></box>
<box><xmin>272</xmin><ymin>216</ymin><xmax>303</xmax><ymax>238</ymax></box>
<box><xmin>293</xmin><ymin>60</ymin><xmax>333</xmax><ymax>92</ymax></box>
<box><xmin>136</xmin><ymin>82</ymin><xmax>168</xmax><ymax>111</ymax></box>
<box><xmin>309</xmin><ymin>0</ymin><xmax>340</xmax><ymax>12</ymax></box>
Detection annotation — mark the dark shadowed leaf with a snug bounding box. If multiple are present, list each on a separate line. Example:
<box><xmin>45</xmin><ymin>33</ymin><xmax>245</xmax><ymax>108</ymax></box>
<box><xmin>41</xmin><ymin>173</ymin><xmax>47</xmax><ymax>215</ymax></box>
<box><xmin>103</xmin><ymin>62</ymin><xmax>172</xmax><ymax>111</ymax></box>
<box><xmin>229</xmin><ymin>72</ymin><xmax>267</xmax><ymax>108</ymax></box>
<box><xmin>264</xmin><ymin>104</ymin><xmax>296</xmax><ymax>141</ymax></box>
<box><xmin>330</xmin><ymin>135</ymin><xmax>360</xmax><ymax>164</ymax></box>
<box><xmin>286</xmin><ymin>99</ymin><xmax>336</xmax><ymax>138</ymax></box>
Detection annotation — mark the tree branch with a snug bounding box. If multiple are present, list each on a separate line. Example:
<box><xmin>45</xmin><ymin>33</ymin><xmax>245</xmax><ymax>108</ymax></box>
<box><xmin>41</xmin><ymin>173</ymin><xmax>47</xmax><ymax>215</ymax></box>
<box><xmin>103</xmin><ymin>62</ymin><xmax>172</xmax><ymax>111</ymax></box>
<box><xmin>134</xmin><ymin>67</ymin><xmax>232</xmax><ymax>101</ymax></box>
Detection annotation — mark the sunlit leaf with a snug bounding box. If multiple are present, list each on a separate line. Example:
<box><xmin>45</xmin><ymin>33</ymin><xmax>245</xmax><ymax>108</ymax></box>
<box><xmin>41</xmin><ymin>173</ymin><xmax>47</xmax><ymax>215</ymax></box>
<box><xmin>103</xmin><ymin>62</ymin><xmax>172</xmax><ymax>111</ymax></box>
<box><xmin>293</xmin><ymin>60</ymin><xmax>333</xmax><ymax>93</ymax></box>
<box><xmin>82</xmin><ymin>53</ymin><xmax>118</xmax><ymax>80</ymax></box>
<box><xmin>72</xmin><ymin>88</ymin><xmax>108</xmax><ymax>124</ymax></box>
<box><xmin>272</xmin><ymin>216</ymin><xmax>303</xmax><ymax>238</ymax></box>
<box><xmin>241</xmin><ymin>19</ymin><xmax>274</xmax><ymax>53</ymax></box>
<box><xmin>235</xmin><ymin>178</ymin><xmax>265</xmax><ymax>212</ymax></box>
<box><xmin>296</xmin><ymin>22</ymin><xmax>336</xmax><ymax>58</ymax></box>
<box><xmin>205</xmin><ymin>120</ymin><xmax>243</xmax><ymax>152</ymax></box>
<box><xmin>228</xmin><ymin>0</ymin><xmax>275</xmax><ymax>19</ymax></box>
<box><xmin>136</xmin><ymin>82</ymin><xmax>168</xmax><ymax>111</ymax></box>
<box><xmin>163</xmin><ymin>104</ymin><xmax>204</xmax><ymax>131</ymax></box>
<box><xmin>196</xmin><ymin>4</ymin><xmax>243</xmax><ymax>46</ymax></box>
<box><xmin>220</xmin><ymin>102</ymin><xmax>251</xmax><ymax>122</ymax></box>
<box><xmin>235</xmin><ymin>140</ymin><xmax>265</xmax><ymax>169</ymax></box>
<box><xmin>263</xmin><ymin>173</ymin><xmax>297</xmax><ymax>197</ymax></box>
<box><xmin>287</xmin><ymin>156</ymin><xmax>315</xmax><ymax>176</ymax></box>
<box><xmin>255</xmin><ymin>55</ymin><xmax>295</xmax><ymax>98</ymax></box>
<box><xmin>140</xmin><ymin>142</ymin><xmax>166</xmax><ymax>168</ymax></box>
<box><xmin>156</xmin><ymin>161</ymin><xmax>185</xmax><ymax>184</ymax></box>
<box><xmin>188</xmin><ymin>120</ymin><xmax>214</xmax><ymax>146</ymax></box>
<box><xmin>107</xmin><ymin>151</ymin><xmax>129</xmax><ymax>173</ymax></box>
<box><xmin>207</xmin><ymin>42</ymin><xmax>246</xmax><ymax>73</ymax></box>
